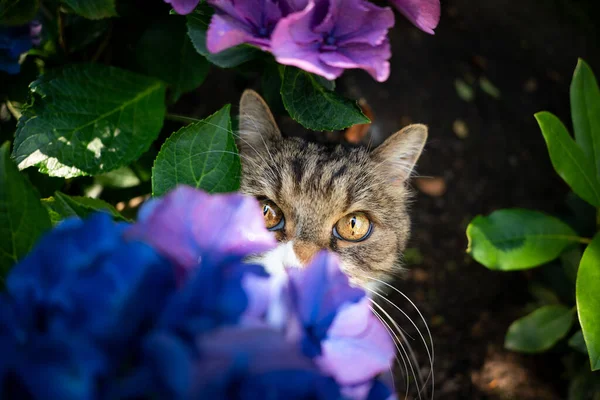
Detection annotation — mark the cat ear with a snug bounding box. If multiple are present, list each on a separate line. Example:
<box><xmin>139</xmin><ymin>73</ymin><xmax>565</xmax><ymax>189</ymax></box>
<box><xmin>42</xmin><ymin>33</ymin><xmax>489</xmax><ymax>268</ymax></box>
<box><xmin>371</xmin><ymin>124</ymin><xmax>428</xmax><ymax>183</ymax></box>
<box><xmin>238</xmin><ymin>90</ymin><xmax>282</xmax><ymax>155</ymax></box>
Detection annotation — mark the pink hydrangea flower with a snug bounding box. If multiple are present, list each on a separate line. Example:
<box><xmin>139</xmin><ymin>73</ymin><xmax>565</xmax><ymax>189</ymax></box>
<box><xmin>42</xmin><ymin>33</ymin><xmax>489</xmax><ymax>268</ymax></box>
<box><xmin>389</xmin><ymin>0</ymin><xmax>440</xmax><ymax>34</ymax></box>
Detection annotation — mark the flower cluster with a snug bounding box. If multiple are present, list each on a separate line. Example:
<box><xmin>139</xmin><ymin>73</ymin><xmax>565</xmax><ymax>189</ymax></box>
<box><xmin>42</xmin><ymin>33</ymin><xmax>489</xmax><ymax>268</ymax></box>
<box><xmin>0</xmin><ymin>21</ymin><xmax>41</xmax><ymax>75</ymax></box>
<box><xmin>165</xmin><ymin>0</ymin><xmax>440</xmax><ymax>82</ymax></box>
<box><xmin>0</xmin><ymin>186</ymin><xmax>395</xmax><ymax>399</ymax></box>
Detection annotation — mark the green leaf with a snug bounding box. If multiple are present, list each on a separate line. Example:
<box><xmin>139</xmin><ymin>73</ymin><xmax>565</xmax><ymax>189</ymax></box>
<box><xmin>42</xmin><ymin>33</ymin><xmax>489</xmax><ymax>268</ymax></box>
<box><xmin>535</xmin><ymin>111</ymin><xmax>600</xmax><ymax>207</ymax></box>
<box><xmin>466</xmin><ymin>208</ymin><xmax>582</xmax><ymax>270</ymax></box>
<box><xmin>0</xmin><ymin>141</ymin><xmax>51</xmax><ymax>278</ymax></box>
<box><xmin>505</xmin><ymin>305</ymin><xmax>575</xmax><ymax>353</ymax></box>
<box><xmin>152</xmin><ymin>105</ymin><xmax>241</xmax><ymax>197</ymax></box>
<box><xmin>13</xmin><ymin>64</ymin><xmax>166</xmax><ymax>178</ymax></box>
<box><xmin>137</xmin><ymin>16</ymin><xmax>209</xmax><ymax>102</ymax></box>
<box><xmin>42</xmin><ymin>191</ymin><xmax>127</xmax><ymax>224</ymax></box>
<box><xmin>280</xmin><ymin>67</ymin><xmax>369</xmax><ymax>131</ymax></box>
<box><xmin>571</xmin><ymin>59</ymin><xmax>600</xmax><ymax>176</ymax></box>
<box><xmin>186</xmin><ymin>6</ymin><xmax>260</xmax><ymax>68</ymax></box>
<box><xmin>95</xmin><ymin>167</ymin><xmax>141</xmax><ymax>189</ymax></box>
<box><xmin>0</xmin><ymin>0</ymin><xmax>39</xmax><ymax>25</ymax></box>
<box><xmin>569</xmin><ymin>330</ymin><xmax>589</xmax><ymax>354</ymax></box>
<box><xmin>62</xmin><ymin>0</ymin><xmax>117</xmax><ymax>19</ymax></box>
<box><xmin>576</xmin><ymin>232</ymin><xmax>600</xmax><ymax>370</ymax></box>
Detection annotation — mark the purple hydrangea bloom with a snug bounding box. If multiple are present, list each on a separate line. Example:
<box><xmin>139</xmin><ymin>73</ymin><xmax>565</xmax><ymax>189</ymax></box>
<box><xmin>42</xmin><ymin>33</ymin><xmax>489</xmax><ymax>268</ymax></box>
<box><xmin>389</xmin><ymin>0</ymin><xmax>440</xmax><ymax>34</ymax></box>
<box><xmin>127</xmin><ymin>185</ymin><xmax>276</xmax><ymax>282</ymax></box>
<box><xmin>164</xmin><ymin>0</ymin><xmax>201</xmax><ymax>14</ymax></box>
<box><xmin>270</xmin><ymin>0</ymin><xmax>394</xmax><ymax>82</ymax></box>
<box><xmin>0</xmin><ymin>21</ymin><xmax>42</xmax><ymax>75</ymax></box>
<box><xmin>6</xmin><ymin>213</ymin><xmax>176</xmax><ymax>346</ymax></box>
<box><xmin>286</xmin><ymin>252</ymin><xmax>395</xmax><ymax>389</ymax></box>
<box><xmin>193</xmin><ymin>326</ymin><xmax>342</xmax><ymax>398</ymax></box>
<box><xmin>0</xmin><ymin>213</ymin><xmax>173</xmax><ymax>399</ymax></box>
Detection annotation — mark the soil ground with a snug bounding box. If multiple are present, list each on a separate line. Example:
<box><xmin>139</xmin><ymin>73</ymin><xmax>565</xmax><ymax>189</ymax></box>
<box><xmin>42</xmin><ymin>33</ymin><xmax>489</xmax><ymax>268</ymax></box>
<box><xmin>178</xmin><ymin>1</ymin><xmax>600</xmax><ymax>398</ymax></box>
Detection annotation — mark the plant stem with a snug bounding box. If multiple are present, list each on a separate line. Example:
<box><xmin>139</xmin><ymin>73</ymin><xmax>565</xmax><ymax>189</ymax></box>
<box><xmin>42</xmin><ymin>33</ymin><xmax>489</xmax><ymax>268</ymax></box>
<box><xmin>579</xmin><ymin>236</ymin><xmax>593</xmax><ymax>245</ymax></box>
<box><xmin>165</xmin><ymin>114</ymin><xmax>200</xmax><ymax>124</ymax></box>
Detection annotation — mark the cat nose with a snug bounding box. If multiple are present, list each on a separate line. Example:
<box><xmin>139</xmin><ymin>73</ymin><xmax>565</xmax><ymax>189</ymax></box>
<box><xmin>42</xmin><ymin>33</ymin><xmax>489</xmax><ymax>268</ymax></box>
<box><xmin>292</xmin><ymin>241</ymin><xmax>320</xmax><ymax>265</ymax></box>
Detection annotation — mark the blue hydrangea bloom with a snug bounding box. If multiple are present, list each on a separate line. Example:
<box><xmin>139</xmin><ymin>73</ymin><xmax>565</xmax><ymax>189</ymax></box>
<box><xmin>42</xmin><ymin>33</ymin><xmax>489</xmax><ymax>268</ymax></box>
<box><xmin>0</xmin><ymin>21</ymin><xmax>41</xmax><ymax>74</ymax></box>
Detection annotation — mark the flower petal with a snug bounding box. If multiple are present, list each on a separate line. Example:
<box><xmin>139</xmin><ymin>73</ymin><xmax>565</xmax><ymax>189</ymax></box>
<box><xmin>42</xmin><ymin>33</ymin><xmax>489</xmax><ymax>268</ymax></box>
<box><xmin>320</xmin><ymin>40</ymin><xmax>391</xmax><ymax>82</ymax></box>
<box><xmin>317</xmin><ymin>298</ymin><xmax>395</xmax><ymax>385</ymax></box>
<box><xmin>270</xmin><ymin>1</ymin><xmax>344</xmax><ymax>80</ymax></box>
<box><xmin>164</xmin><ymin>0</ymin><xmax>201</xmax><ymax>15</ymax></box>
<box><xmin>127</xmin><ymin>185</ymin><xmax>276</xmax><ymax>280</ymax></box>
<box><xmin>389</xmin><ymin>0</ymin><xmax>440</xmax><ymax>35</ymax></box>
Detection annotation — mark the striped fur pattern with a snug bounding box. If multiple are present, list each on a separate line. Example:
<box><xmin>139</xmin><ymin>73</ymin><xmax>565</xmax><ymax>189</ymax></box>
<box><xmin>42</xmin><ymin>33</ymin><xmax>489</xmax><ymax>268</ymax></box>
<box><xmin>238</xmin><ymin>90</ymin><xmax>427</xmax><ymax>287</ymax></box>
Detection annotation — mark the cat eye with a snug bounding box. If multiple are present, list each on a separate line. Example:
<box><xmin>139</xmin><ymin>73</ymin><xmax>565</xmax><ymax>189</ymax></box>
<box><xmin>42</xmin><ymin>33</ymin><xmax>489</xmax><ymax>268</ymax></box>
<box><xmin>261</xmin><ymin>199</ymin><xmax>285</xmax><ymax>231</ymax></box>
<box><xmin>333</xmin><ymin>212</ymin><xmax>373</xmax><ymax>242</ymax></box>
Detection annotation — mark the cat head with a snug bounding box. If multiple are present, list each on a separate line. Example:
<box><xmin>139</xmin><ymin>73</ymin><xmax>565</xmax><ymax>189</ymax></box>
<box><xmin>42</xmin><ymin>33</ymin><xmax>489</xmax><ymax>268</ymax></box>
<box><xmin>237</xmin><ymin>90</ymin><xmax>427</xmax><ymax>288</ymax></box>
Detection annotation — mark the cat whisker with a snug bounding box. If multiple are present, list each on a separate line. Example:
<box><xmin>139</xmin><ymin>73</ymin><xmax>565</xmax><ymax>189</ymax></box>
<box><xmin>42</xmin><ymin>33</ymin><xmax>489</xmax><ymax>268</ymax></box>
<box><xmin>370</xmin><ymin>304</ymin><xmax>410</xmax><ymax>400</ymax></box>
<box><xmin>243</xmin><ymin>114</ymin><xmax>278</xmax><ymax>167</ymax></box>
<box><xmin>365</xmin><ymin>276</ymin><xmax>435</xmax><ymax>399</ymax></box>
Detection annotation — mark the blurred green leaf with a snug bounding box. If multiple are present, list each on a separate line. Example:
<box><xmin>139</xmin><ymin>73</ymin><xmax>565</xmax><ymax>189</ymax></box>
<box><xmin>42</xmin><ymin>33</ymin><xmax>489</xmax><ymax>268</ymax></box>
<box><xmin>186</xmin><ymin>6</ymin><xmax>259</xmax><ymax>68</ymax></box>
<box><xmin>569</xmin><ymin>330</ymin><xmax>588</xmax><ymax>354</ymax></box>
<box><xmin>571</xmin><ymin>59</ymin><xmax>600</xmax><ymax>176</ymax></box>
<box><xmin>0</xmin><ymin>141</ymin><xmax>51</xmax><ymax>278</ymax></box>
<box><xmin>561</xmin><ymin>245</ymin><xmax>583</xmax><ymax>282</ymax></box>
<box><xmin>42</xmin><ymin>191</ymin><xmax>126</xmax><ymax>224</ymax></box>
<box><xmin>62</xmin><ymin>0</ymin><xmax>117</xmax><ymax>19</ymax></box>
<box><xmin>568</xmin><ymin>364</ymin><xmax>600</xmax><ymax>400</ymax></box>
<box><xmin>137</xmin><ymin>16</ymin><xmax>209</xmax><ymax>102</ymax></box>
<box><xmin>454</xmin><ymin>79</ymin><xmax>474</xmax><ymax>102</ymax></box>
<box><xmin>535</xmin><ymin>111</ymin><xmax>600</xmax><ymax>207</ymax></box>
<box><xmin>13</xmin><ymin>64</ymin><xmax>166</xmax><ymax>178</ymax></box>
<box><xmin>152</xmin><ymin>105</ymin><xmax>240</xmax><ymax>197</ymax></box>
<box><xmin>95</xmin><ymin>167</ymin><xmax>141</xmax><ymax>189</ymax></box>
<box><xmin>0</xmin><ymin>0</ymin><xmax>39</xmax><ymax>25</ymax></box>
<box><xmin>505</xmin><ymin>305</ymin><xmax>575</xmax><ymax>353</ymax></box>
<box><xmin>479</xmin><ymin>77</ymin><xmax>501</xmax><ymax>99</ymax></box>
<box><xmin>280</xmin><ymin>67</ymin><xmax>369</xmax><ymax>131</ymax></box>
<box><xmin>576</xmin><ymin>232</ymin><xmax>600</xmax><ymax>370</ymax></box>
<box><xmin>467</xmin><ymin>209</ymin><xmax>582</xmax><ymax>270</ymax></box>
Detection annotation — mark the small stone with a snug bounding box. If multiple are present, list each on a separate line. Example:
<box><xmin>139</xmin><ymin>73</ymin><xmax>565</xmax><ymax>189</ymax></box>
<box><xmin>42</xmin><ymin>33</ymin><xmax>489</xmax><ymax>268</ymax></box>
<box><xmin>415</xmin><ymin>177</ymin><xmax>447</xmax><ymax>197</ymax></box>
<box><xmin>523</xmin><ymin>78</ymin><xmax>538</xmax><ymax>93</ymax></box>
<box><xmin>453</xmin><ymin>119</ymin><xmax>469</xmax><ymax>139</ymax></box>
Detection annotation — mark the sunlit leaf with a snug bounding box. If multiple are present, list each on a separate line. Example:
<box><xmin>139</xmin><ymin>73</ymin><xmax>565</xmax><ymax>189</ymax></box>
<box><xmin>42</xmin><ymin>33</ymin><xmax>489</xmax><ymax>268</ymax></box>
<box><xmin>535</xmin><ymin>111</ymin><xmax>600</xmax><ymax>207</ymax></box>
<box><xmin>505</xmin><ymin>305</ymin><xmax>574</xmax><ymax>353</ymax></box>
<box><xmin>467</xmin><ymin>209</ymin><xmax>581</xmax><ymax>270</ymax></box>
<box><xmin>576</xmin><ymin>232</ymin><xmax>600</xmax><ymax>370</ymax></box>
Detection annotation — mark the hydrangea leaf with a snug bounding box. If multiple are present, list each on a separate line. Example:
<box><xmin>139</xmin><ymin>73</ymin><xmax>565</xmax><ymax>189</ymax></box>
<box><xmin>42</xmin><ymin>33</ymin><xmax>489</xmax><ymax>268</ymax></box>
<box><xmin>0</xmin><ymin>141</ymin><xmax>51</xmax><ymax>278</ymax></box>
<box><xmin>12</xmin><ymin>64</ymin><xmax>166</xmax><ymax>178</ymax></box>
<box><xmin>62</xmin><ymin>0</ymin><xmax>117</xmax><ymax>19</ymax></box>
<box><xmin>576</xmin><ymin>232</ymin><xmax>600</xmax><ymax>370</ymax></box>
<box><xmin>41</xmin><ymin>191</ymin><xmax>127</xmax><ymax>224</ymax></box>
<box><xmin>0</xmin><ymin>0</ymin><xmax>39</xmax><ymax>25</ymax></box>
<box><xmin>280</xmin><ymin>67</ymin><xmax>369</xmax><ymax>131</ymax></box>
<box><xmin>466</xmin><ymin>209</ymin><xmax>581</xmax><ymax>270</ymax></box>
<box><xmin>535</xmin><ymin>111</ymin><xmax>600</xmax><ymax>207</ymax></box>
<box><xmin>137</xmin><ymin>16</ymin><xmax>209</xmax><ymax>102</ymax></box>
<box><xmin>505</xmin><ymin>305</ymin><xmax>575</xmax><ymax>353</ymax></box>
<box><xmin>95</xmin><ymin>167</ymin><xmax>141</xmax><ymax>189</ymax></box>
<box><xmin>570</xmin><ymin>59</ymin><xmax>600</xmax><ymax>176</ymax></box>
<box><xmin>152</xmin><ymin>105</ymin><xmax>240</xmax><ymax>196</ymax></box>
<box><xmin>186</xmin><ymin>6</ymin><xmax>260</xmax><ymax>68</ymax></box>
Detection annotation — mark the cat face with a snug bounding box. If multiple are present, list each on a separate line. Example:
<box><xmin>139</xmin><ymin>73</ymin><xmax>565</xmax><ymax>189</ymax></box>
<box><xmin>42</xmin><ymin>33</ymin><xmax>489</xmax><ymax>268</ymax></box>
<box><xmin>237</xmin><ymin>90</ymin><xmax>427</xmax><ymax>288</ymax></box>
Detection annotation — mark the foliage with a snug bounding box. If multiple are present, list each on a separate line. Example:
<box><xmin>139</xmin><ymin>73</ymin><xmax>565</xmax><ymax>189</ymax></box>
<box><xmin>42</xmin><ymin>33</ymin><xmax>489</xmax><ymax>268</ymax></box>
<box><xmin>466</xmin><ymin>59</ymin><xmax>600</xmax><ymax>397</ymax></box>
<box><xmin>0</xmin><ymin>0</ymin><xmax>442</xmax><ymax>398</ymax></box>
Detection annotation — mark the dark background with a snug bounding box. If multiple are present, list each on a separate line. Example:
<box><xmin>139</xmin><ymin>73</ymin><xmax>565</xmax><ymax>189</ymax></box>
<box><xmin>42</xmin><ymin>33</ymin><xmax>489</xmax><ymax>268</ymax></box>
<box><xmin>177</xmin><ymin>1</ymin><xmax>600</xmax><ymax>398</ymax></box>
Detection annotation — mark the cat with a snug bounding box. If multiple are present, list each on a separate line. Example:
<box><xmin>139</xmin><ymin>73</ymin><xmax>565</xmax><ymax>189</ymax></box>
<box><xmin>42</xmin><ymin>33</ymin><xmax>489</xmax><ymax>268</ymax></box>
<box><xmin>237</xmin><ymin>90</ymin><xmax>427</xmax><ymax>289</ymax></box>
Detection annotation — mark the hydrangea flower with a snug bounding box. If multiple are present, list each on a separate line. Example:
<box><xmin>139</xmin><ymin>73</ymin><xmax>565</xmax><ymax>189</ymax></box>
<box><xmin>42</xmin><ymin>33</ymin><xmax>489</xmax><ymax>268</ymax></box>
<box><xmin>127</xmin><ymin>185</ymin><xmax>276</xmax><ymax>282</ymax></box>
<box><xmin>0</xmin><ymin>186</ymin><xmax>398</xmax><ymax>400</ymax></box>
<box><xmin>0</xmin><ymin>213</ymin><xmax>174</xmax><ymax>398</ymax></box>
<box><xmin>389</xmin><ymin>0</ymin><xmax>440</xmax><ymax>35</ymax></box>
<box><xmin>285</xmin><ymin>252</ymin><xmax>395</xmax><ymax>389</ymax></box>
<box><xmin>0</xmin><ymin>21</ymin><xmax>41</xmax><ymax>75</ymax></box>
<box><xmin>271</xmin><ymin>0</ymin><xmax>394</xmax><ymax>82</ymax></box>
<box><xmin>164</xmin><ymin>0</ymin><xmax>202</xmax><ymax>14</ymax></box>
